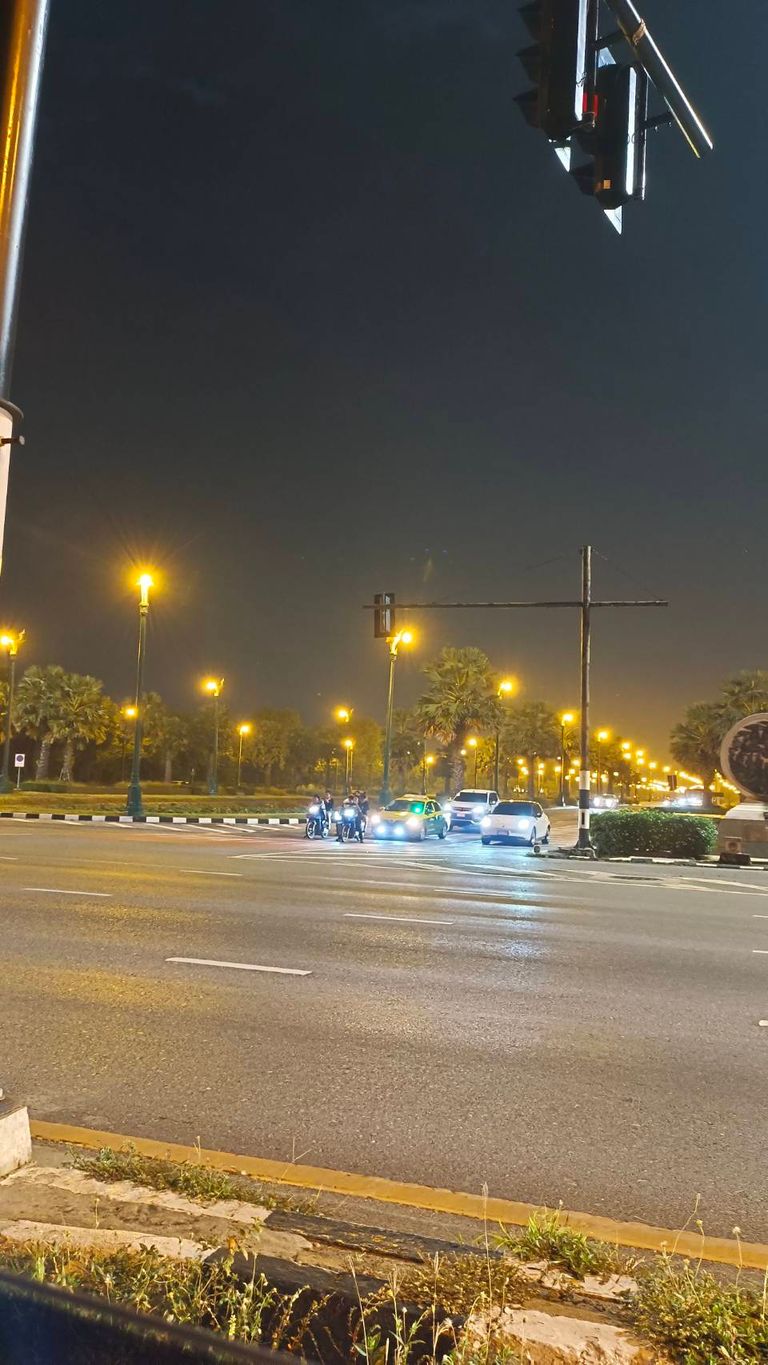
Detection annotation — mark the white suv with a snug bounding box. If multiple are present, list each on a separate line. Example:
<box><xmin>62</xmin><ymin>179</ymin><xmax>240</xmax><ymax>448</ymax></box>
<box><xmin>446</xmin><ymin>789</ymin><xmax>499</xmax><ymax>828</ymax></box>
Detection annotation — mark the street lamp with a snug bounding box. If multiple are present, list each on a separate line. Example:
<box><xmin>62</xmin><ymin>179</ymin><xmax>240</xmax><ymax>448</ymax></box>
<box><xmin>236</xmin><ymin>722</ymin><xmax>252</xmax><ymax>789</ymax></box>
<box><xmin>494</xmin><ymin>677</ymin><xmax>518</xmax><ymax>793</ymax></box>
<box><xmin>126</xmin><ymin>573</ymin><xmax>154</xmax><ymax>817</ymax></box>
<box><xmin>343</xmin><ymin>736</ymin><xmax>354</xmax><ymax>788</ymax></box>
<box><xmin>203</xmin><ymin>677</ymin><xmax>224</xmax><ymax>796</ymax></box>
<box><xmin>596</xmin><ymin>728</ymin><xmax>609</xmax><ymax>793</ymax></box>
<box><xmin>559</xmin><ymin>712</ymin><xmax>574</xmax><ymax>807</ymax></box>
<box><xmin>466</xmin><ymin>736</ymin><xmax>479</xmax><ymax>786</ymax></box>
<box><xmin>380</xmin><ymin>627</ymin><xmax>414</xmax><ymax>806</ymax></box>
<box><xmin>421</xmin><ymin>747</ymin><xmax>435</xmax><ymax>794</ymax></box>
<box><xmin>335</xmin><ymin>706</ymin><xmax>352</xmax><ymax>724</ymax></box>
<box><xmin>120</xmin><ymin>704</ymin><xmax>137</xmax><ymax>783</ymax></box>
<box><xmin>0</xmin><ymin>628</ymin><xmax>24</xmax><ymax>794</ymax></box>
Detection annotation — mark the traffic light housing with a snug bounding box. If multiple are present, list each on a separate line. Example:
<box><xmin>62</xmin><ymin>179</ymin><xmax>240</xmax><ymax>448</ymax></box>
<box><xmin>516</xmin><ymin>0</ymin><xmax>599</xmax><ymax>142</ymax></box>
<box><xmin>373</xmin><ymin>592</ymin><xmax>396</xmax><ymax>639</ymax></box>
<box><xmin>590</xmin><ymin>63</ymin><xmax>647</xmax><ymax>207</ymax></box>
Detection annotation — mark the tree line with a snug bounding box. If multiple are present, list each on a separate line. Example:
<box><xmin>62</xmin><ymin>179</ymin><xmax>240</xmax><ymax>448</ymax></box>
<box><xmin>2</xmin><ymin>651</ymin><xmax>764</xmax><ymax>795</ymax></box>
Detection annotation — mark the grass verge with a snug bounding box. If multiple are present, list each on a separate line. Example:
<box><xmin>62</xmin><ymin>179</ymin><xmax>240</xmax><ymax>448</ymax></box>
<box><xmin>71</xmin><ymin>1145</ymin><xmax>318</xmax><ymax>1214</ymax></box>
<box><xmin>0</xmin><ymin>791</ymin><xmax>304</xmax><ymax>815</ymax></box>
<box><xmin>497</xmin><ymin>1209</ymin><xmax>624</xmax><ymax>1280</ymax></box>
<box><xmin>631</xmin><ymin>1255</ymin><xmax>768</xmax><ymax>1363</ymax></box>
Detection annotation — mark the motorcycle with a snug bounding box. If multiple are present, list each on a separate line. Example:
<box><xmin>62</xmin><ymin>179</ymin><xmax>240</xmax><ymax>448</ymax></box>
<box><xmin>305</xmin><ymin>803</ymin><xmax>328</xmax><ymax>840</ymax></box>
<box><xmin>334</xmin><ymin>806</ymin><xmax>363</xmax><ymax>843</ymax></box>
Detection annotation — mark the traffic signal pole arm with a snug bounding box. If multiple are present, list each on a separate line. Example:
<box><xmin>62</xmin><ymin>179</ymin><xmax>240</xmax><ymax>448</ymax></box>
<box><xmin>603</xmin><ymin>0</ymin><xmax>714</xmax><ymax>156</ymax></box>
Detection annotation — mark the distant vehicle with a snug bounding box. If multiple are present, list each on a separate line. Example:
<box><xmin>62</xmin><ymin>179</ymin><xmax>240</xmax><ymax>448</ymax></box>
<box><xmin>480</xmin><ymin>800</ymin><xmax>550</xmax><ymax>847</ymax></box>
<box><xmin>305</xmin><ymin>802</ymin><xmax>328</xmax><ymax>839</ymax></box>
<box><xmin>445</xmin><ymin>789</ymin><xmax>499</xmax><ymax>828</ymax></box>
<box><xmin>370</xmin><ymin>796</ymin><xmax>448</xmax><ymax>841</ymax></box>
<box><xmin>662</xmin><ymin>788</ymin><xmax>706</xmax><ymax>810</ymax></box>
<box><xmin>591</xmin><ymin>793</ymin><xmax>619</xmax><ymax>809</ymax></box>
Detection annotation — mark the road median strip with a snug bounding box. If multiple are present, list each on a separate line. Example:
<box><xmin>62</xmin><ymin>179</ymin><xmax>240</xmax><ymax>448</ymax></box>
<box><xmin>28</xmin><ymin>1119</ymin><xmax>768</xmax><ymax>1272</ymax></box>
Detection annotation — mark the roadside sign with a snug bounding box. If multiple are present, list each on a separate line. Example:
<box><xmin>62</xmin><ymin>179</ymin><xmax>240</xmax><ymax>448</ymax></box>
<box><xmin>14</xmin><ymin>753</ymin><xmax>24</xmax><ymax>767</ymax></box>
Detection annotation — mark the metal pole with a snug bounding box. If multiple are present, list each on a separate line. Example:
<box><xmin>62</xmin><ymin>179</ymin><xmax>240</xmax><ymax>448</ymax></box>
<box><xmin>421</xmin><ymin>740</ymin><xmax>427</xmax><ymax>796</ymax></box>
<box><xmin>380</xmin><ymin>645</ymin><xmax>397</xmax><ymax>807</ymax></box>
<box><xmin>237</xmin><ymin>732</ymin><xmax>243</xmax><ymax>788</ymax></box>
<box><xmin>559</xmin><ymin>725</ymin><xmax>566</xmax><ymax>806</ymax></box>
<box><xmin>0</xmin><ymin>0</ymin><xmax>49</xmax><ymax>576</ymax></box>
<box><xmin>494</xmin><ymin>728</ymin><xmax>500</xmax><ymax>794</ymax></box>
<box><xmin>126</xmin><ymin>603</ymin><xmax>148</xmax><ymax>817</ymax></box>
<box><xmin>577</xmin><ymin>546</ymin><xmax>592</xmax><ymax>852</ymax></box>
<box><xmin>0</xmin><ymin>644</ymin><xmax>16</xmax><ymax>791</ymax></box>
<box><xmin>473</xmin><ymin>748</ymin><xmax>478</xmax><ymax>786</ymax></box>
<box><xmin>209</xmin><ymin>693</ymin><xmax>219</xmax><ymax>797</ymax></box>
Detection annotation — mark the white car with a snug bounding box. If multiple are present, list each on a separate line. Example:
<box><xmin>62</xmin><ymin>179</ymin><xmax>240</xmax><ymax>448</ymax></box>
<box><xmin>480</xmin><ymin>800</ymin><xmax>550</xmax><ymax>847</ymax></box>
<box><xmin>445</xmin><ymin>789</ymin><xmax>499</xmax><ymax>828</ymax></box>
<box><xmin>591</xmin><ymin>793</ymin><xmax>619</xmax><ymax>809</ymax></box>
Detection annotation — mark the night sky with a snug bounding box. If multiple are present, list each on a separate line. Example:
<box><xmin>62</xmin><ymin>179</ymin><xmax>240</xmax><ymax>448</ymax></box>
<box><xmin>2</xmin><ymin>0</ymin><xmax>764</xmax><ymax>753</ymax></box>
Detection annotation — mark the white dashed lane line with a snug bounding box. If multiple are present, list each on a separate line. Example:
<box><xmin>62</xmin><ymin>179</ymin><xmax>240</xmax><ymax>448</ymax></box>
<box><xmin>343</xmin><ymin>913</ymin><xmax>455</xmax><ymax>926</ymax></box>
<box><xmin>166</xmin><ymin>957</ymin><xmax>311</xmax><ymax>977</ymax></box>
<box><xmin>22</xmin><ymin>887</ymin><xmax>112</xmax><ymax>898</ymax></box>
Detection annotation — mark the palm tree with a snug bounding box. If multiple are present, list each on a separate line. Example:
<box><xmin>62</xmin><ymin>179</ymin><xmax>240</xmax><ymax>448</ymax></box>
<box><xmin>414</xmin><ymin>647</ymin><xmax>501</xmax><ymax>790</ymax></box>
<box><xmin>670</xmin><ymin>702</ymin><xmax>724</xmax><ymax>801</ymax></box>
<box><xmin>142</xmin><ymin>693</ymin><xmax>190</xmax><ymax>782</ymax></box>
<box><xmin>51</xmin><ymin>673</ymin><xmax>111</xmax><ymax>782</ymax></box>
<box><xmin>503</xmin><ymin>702</ymin><xmax>560</xmax><ymax>798</ymax></box>
<box><xmin>13</xmin><ymin>664</ymin><xmax>68</xmax><ymax>779</ymax></box>
<box><xmin>719</xmin><ymin>671</ymin><xmax>768</xmax><ymax>725</ymax></box>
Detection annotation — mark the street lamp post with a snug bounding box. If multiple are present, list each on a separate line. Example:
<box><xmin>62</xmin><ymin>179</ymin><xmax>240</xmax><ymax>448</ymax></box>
<box><xmin>421</xmin><ymin>745</ymin><xmax>435</xmax><ymax>795</ymax></box>
<box><xmin>380</xmin><ymin>628</ymin><xmax>413</xmax><ymax>807</ymax></box>
<box><xmin>0</xmin><ymin>628</ymin><xmax>23</xmax><ymax>793</ymax></box>
<box><xmin>467</xmin><ymin>736</ymin><xmax>479</xmax><ymax>786</ymax></box>
<box><xmin>596</xmin><ymin>729</ymin><xmax>609</xmax><ymax>795</ymax></box>
<box><xmin>203</xmin><ymin>678</ymin><xmax>224</xmax><ymax>796</ymax></box>
<box><xmin>559</xmin><ymin>711</ymin><xmax>574</xmax><ymax>807</ymax></box>
<box><xmin>120</xmin><ymin>704</ymin><xmax>137</xmax><ymax>783</ymax></box>
<box><xmin>236</xmin><ymin>722</ymin><xmax>252</xmax><ymax>789</ymax></box>
<box><xmin>126</xmin><ymin>574</ymin><xmax>153</xmax><ymax>817</ymax></box>
<box><xmin>494</xmin><ymin>678</ymin><xmax>517</xmax><ymax>794</ymax></box>
<box><xmin>343</xmin><ymin>736</ymin><xmax>354</xmax><ymax>788</ymax></box>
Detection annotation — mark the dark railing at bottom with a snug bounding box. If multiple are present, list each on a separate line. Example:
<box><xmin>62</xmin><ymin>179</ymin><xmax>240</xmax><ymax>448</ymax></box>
<box><xmin>0</xmin><ymin>1268</ymin><xmax>293</xmax><ymax>1365</ymax></box>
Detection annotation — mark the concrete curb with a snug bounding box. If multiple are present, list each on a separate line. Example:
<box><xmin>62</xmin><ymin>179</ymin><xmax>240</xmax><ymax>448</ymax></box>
<box><xmin>30</xmin><ymin>1119</ymin><xmax>768</xmax><ymax>1271</ymax></box>
<box><xmin>0</xmin><ymin>1102</ymin><xmax>31</xmax><ymax>1178</ymax></box>
<box><xmin>0</xmin><ymin>811</ymin><xmax>303</xmax><ymax>826</ymax></box>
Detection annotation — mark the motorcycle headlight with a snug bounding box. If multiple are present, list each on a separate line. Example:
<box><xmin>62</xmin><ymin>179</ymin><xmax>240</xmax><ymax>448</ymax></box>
<box><xmin>332</xmin><ymin>810</ymin><xmax>341</xmax><ymax>821</ymax></box>
<box><xmin>480</xmin><ymin>816</ymin><xmax>491</xmax><ymax>828</ymax></box>
<box><xmin>309</xmin><ymin>805</ymin><xmax>320</xmax><ymax>815</ymax></box>
<box><xmin>344</xmin><ymin>810</ymin><xmax>355</xmax><ymax>820</ymax></box>
<box><xmin>406</xmin><ymin>815</ymin><xmax>421</xmax><ymax>830</ymax></box>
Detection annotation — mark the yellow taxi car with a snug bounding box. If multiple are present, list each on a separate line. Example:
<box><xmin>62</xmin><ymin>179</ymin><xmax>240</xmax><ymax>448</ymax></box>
<box><xmin>370</xmin><ymin>795</ymin><xmax>449</xmax><ymax>842</ymax></box>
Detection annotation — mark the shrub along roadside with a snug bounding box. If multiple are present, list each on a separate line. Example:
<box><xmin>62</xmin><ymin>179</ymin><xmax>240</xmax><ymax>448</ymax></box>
<box><xmin>591</xmin><ymin>808</ymin><xmax>717</xmax><ymax>859</ymax></box>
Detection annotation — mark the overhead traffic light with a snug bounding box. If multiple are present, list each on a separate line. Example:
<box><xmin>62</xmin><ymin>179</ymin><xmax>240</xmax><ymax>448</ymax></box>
<box><xmin>572</xmin><ymin>63</ymin><xmax>648</xmax><ymax>208</ymax></box>
<box><xmin>373</xmin><ymin>592</ymin><xmax>396</xmax><ymax>639</ymax></box>
<box><xmin>514</xmin><ymin>0</ymin><xmax>712</xmax><ymax>231</ymax></box>
<box><xmin>516</xmin><ymin>0</ymin><xmax>599</xmax><ymax>142</ymax></box>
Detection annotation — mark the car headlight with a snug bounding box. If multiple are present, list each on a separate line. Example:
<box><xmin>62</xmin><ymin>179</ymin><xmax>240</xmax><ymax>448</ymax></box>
<box><xmin>444</xmin><ymin>802</ymin><xmax>452</xmax><ymax>811</ymax></box>
<box><xmin>393</xmin><ymin>824</ymin><xmax>404</xmax><ymax>835</ymax></box>
<box><xmin>516</xmin><ymin>817</ymin><xmax>532</xmax><ymax>829</ymax></box>
<box><xmin>472</xmin><ymin>804</ymin><xmax>485</xmax><ymax>815</ymax></box>
<box><xmin>406</xmin><ymin>816</ymin><xmax>421</xmax><ymax>830</ymax></box>
<box><xmin>480</xmin><ymin>816</ymin><xmax>491</xmax><ymax>828</ymax></box>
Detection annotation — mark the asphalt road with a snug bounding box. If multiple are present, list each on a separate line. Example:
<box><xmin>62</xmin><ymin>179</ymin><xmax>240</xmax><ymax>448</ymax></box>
<box><xmin>1</xmin><ymin>816</ymin><xmax>767</xmax><ymax>1239</ymax></box>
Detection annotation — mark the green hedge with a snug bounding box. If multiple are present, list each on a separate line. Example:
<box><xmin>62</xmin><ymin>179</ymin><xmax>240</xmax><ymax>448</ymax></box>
<box><xmin>591</xmin><ymin>809</ymin><xmax>718</xmax><ymax>859</ymax></box>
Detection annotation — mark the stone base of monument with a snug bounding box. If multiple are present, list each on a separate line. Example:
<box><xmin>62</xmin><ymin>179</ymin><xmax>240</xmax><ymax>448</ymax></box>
<box><xmin>717</xmin><ymin>802</ymin><xmax>768</xmax><ymax>863</ymax></box>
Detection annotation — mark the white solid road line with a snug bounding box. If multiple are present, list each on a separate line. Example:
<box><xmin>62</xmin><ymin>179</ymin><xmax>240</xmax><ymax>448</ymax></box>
<box><xmin>0</xmin><ymin>855</ymin><xmax>18</xmax><ymax>860</ymax></box>
<box><xmin>22</xmin><ymin>887</ymin><xmax>112</xmax><ymax>897</ymax></box>
<box><xmin>343</xmin><ymin>913</ymin><xmax>455</xmax><ymax>925</ymax></box>
<box><xmin>166</xmin><ymin>956</ymin><xmax>311</xmax><ymax>976</ymax></box>
<box><xmin>752</xmin><ymin>950</ymin><xmax>768</xmax><ymax>955</ymax></box>
<box><xmin>177</xmin><ymin>869</ymin><xmax>243</xmax><ymax>877</ymax></box>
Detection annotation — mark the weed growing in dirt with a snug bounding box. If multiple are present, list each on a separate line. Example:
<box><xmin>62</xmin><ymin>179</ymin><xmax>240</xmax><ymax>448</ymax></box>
<box><xmin>70</xmin><ymin>1144</ymin><xmax>318</xmax><ymax>1213</ymax></box>
<box><xmin>497</xmin><ymin>1209</ymin><xmax>623</xmax><ymax>1281</ymax></box>
<box><xmin>630</xmin><ymin>1256</ymin><xmax>768</xmax><ymax>1364</ymax></box>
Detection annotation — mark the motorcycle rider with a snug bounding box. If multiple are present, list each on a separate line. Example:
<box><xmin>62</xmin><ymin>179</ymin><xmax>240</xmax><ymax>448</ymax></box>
<box><xmin>323</xmin><ymin>790</ymin><xmax>335</xmax><ymax>827</ymax></box>
<box><xmin>357</xmin><ymin>789</ymin><xmax>370</xmax><ymax>832</ymax></box>
<box><xmin>336</xmin><ymin>795</ymin><xmax>364</xmax><ymax>843</ymax></box>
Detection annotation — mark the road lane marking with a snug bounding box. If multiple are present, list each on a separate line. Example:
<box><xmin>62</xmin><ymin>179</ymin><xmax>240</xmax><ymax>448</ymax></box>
<box><xmin>166</xmin><ymin>957</ymin><xmax>311</xmax><ymax>976</ymax></box>
<box><xmin>177</xmin><ymin>869</ymin><xmax>243</xmax><ymax>878</ymax></box>
<box><xmin>22</xmin><ymin>887</ymin><xmax>112</xmax><ymax>897</ymax></box>
<box><xmin>0</xmin><ymin>856</ymin><xmax>18</xmax><ymax>860</ymax></box>
<box><xmin>343</xmin><ymin>913</ymin><xmax>455</xmax><ymax>925</ymax></box>
<box><xmin>752</xmin><ymin>950</ymin><xmax>768</xmax><ymax>954</ymax></box>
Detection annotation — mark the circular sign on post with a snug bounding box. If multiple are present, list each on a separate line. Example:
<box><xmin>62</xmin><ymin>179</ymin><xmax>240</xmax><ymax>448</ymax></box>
<box><xmin>720</xmin><ymin>712</ymin><xmax>768</xmax><ymax>802</ymax></box>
